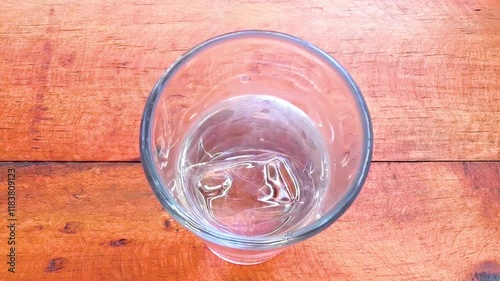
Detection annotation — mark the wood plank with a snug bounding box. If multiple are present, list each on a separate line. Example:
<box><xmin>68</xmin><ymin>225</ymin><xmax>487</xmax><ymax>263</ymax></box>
<box><xmin>0</xmin><ymin>0</ymin><xmax>499</xmax><ymax>161</ymax></box>
<box><xmin>0</xmin><ymin>162</ymin><xmax>498</xmax><ymax>280</ymax></box>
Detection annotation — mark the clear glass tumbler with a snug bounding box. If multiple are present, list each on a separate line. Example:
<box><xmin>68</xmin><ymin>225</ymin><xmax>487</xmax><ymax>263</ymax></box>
<box><xmin>140</xmin><ymin>30</ymin><xmax>372</xmax><ymax>265</ymax></box>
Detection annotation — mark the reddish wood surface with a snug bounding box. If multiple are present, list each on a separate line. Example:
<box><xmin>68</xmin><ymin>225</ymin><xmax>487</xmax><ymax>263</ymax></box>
<box><xmin>0</xmin><ymin>162</ymin><xmax>498</xmax><ymax>280</ymax></box>
<box><xmin>0</xmin><ymin>0</ymin><xmax>499</xmax><ymax>161</ymax></box>
<box><xmin>1</xmin><ymin>0</ymin><xmax>499</xmax><ymax>280</ymax></box>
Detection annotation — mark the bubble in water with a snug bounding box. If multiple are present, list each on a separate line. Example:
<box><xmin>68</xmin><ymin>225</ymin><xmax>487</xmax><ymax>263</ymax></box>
<box><xmin>239</xmin><ymin>76</ymin><xmax>251</xmax><ymax>83</ymax></box>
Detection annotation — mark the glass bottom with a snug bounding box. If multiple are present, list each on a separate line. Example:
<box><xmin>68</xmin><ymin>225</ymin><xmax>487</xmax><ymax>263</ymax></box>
<box><xmin>205</xmin><ymin>242</ymin><xmax>286</xmax><ymax>265</ymax></box>
<box><xmin>179</xmin><ymin>95</ymin><xmax>328</xmax><ymax>238</ymax></box>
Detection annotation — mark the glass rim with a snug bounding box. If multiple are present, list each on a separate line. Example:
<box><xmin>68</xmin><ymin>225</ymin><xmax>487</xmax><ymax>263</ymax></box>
<box><xmin>140</xmin><ymin>30</ymin><xmax>373</xmax><ymax>250</ymax></box>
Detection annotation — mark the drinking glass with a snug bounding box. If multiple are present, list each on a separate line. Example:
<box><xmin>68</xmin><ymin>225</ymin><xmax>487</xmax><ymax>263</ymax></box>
<box><xmin>140</xmin><ymin>30</ymin><xmax>372</xmax><ymax>265</ymax></box>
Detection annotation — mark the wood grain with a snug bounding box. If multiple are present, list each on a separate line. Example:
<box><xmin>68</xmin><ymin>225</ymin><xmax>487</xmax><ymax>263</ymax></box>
<box><xmin>0</xmin><ymin>0</ymin><xmax>499</xmax><ymax>161</ymax></box>
<box><xmin>0</xmin><ymin>162</ymin><xmax>498</xmax><ymax>280</ymax></box>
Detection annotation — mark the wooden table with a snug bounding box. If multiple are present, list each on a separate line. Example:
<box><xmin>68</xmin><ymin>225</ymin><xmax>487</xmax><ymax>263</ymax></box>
<box><xmin>1</xmin><ymin>0</ymin><xmax>499</xmax><ymax>280</ymax></box>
